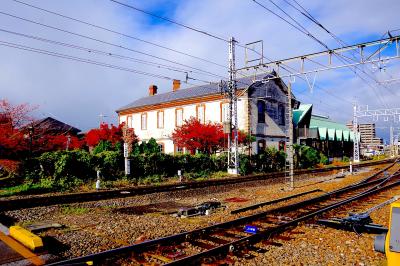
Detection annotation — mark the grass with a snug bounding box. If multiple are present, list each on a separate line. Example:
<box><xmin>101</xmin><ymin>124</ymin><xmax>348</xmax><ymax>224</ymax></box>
<box><xmin>60</xmin><ymin>205</ymin><xmax>89</xmax><ymax>215</ymax></box>
<box><xmin>0</xmin><ymin>181</ymin><xmax>53</xmax><ymax>197</ymax></box>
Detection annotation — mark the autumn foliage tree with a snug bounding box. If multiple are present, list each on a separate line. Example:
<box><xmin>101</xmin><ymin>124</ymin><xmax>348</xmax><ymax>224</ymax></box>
<box><xmin>171</xmin><ymin>118</ymin><xmax>252</xmax><ymax>155</ymax></box>
<box><xmin>0</xmin><ymin>99</ymin><xmax>36</xmax><ymax>156</ymax></box>
<box><xmin>171</xmin><ymin>118</ymin><xmax>226</xmax><ymax>154</ymax></box>
<box><xmin>85</xmin><ymin>123</ymin><xmax>137</xmax><ymax>151</ymax></box>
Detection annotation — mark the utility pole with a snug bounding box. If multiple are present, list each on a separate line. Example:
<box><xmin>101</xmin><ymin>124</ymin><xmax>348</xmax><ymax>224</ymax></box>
<box><xmin>286</xmin><ymin>82</ymin><xmax>294</xmax><ymax>189</ymax></box>
<box><xmin>390</xmin><ymin>126</ymin><xmax>394</xmax><ymax>157</ymax></box>
<box><xmin>353</xmin><ymin>103</ymin><xmax>360</xmax><ymax>163</ymax></box>
<box><xmin>66</xmin><ymin>134</ymin><xmax>71</xmax><ymax>151</ymax></box>
<box><xmin>99</xmin><ymin>113</ymin><xmax>107</xmax><ymax>126</ymax></box>
<box><xmin>227</xmin><ymin>37</ymin><xmax>239</xmax><ymax>175</ymax></box>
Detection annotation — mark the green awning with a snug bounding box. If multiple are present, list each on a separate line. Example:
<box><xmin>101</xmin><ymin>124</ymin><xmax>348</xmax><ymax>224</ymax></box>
<box><xmin>328</xmin><ymin>128</ymin><xmax>336</xmax><ymax>141</ymax></box>
<box><xmin>336</xmin><ymin>129</ymin><xmax>343</xmax><ymax>141</ymax></box>
<box><xmin>309</xmin><ymin>114</ymin><xmax>353</xmax><ymax>142</ymax></box>
<box><xmin>343</xmin><ymin>131</ymin><xmax>350</xmax><ymax>141</ymax></box>
<box><xmin>318</xmin><ymin>127</ymin><xmax>327</xmax><ymax>140</ymax></box>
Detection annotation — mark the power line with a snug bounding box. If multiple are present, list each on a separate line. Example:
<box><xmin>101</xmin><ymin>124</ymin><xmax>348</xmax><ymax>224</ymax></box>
<box><xmin>11</xmin><ymin>0</ymin><xmax>226</xmax><ymax>69</ymax></box>
<box><xmin>0</xmin><ymin>10</ymin><xmax>224</xmax><ymax>80</ymax></box>
<box><xmin>0</xmin><ymin>39</ymin><xmax>202</xmax><ymax>83</ymax></box>
<box><xmin>109</xmin><ymin>0</ymin><xmax>229</xmax><ymax>43</ymax></box>
<box><xmin>279</xmin><ymin>0</ymin><xmax>397</xmax><ymax>98</ymax></box>
<box><xmin>4</xmin><ymin>1</ymin><xmax>349</xmax><ymax>109</ymax></box>
<box><xmin>284</xmin><ymin>0</ymin><xmax>397</xmax><ymax>83</ymax></box>
<box><xmin>252</xmin><ymin>0</ymin><xmax>391</xmax><ymax>107</ymax></box>
<box><xmin>0</xmin><ymin>27</ymin><xmax>227</xmax><ymax>79</ymax></box>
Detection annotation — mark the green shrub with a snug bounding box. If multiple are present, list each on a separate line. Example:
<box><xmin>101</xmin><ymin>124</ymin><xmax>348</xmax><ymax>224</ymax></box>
<box><xmin>93</xmin><ymin>140</ymin><xmax>113</xmax><ymax>154</ymax></box>
<box><xmin>299</xmin><ymin>146</ymin><xmax>319</xmax><ymax>168</ymax></box>
<box><xmin>319</xmin><ymin>153</ymin><xmax>329</xmax><ymax>165</ymax></box>
<box><xmin>239</xmin><ymin>155</ymin><xmax>252</xmax><ymax>175</ymax></box>
<box><xmin>95</xmin><ymin>151</ymin><xmax>123</xmax><ymax>179</ymax></box>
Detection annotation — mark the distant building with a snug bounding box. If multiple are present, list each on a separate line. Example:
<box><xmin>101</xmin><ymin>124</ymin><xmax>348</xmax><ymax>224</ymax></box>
<box><xmin>116</xmin><ymin>72</ymin><xmax>299</xmax><ymax>154</ymax></box>
<box><xmin>25</xmin><ymin>117</ymin><xmax>81</xmax><ymax>136</ymax></box>
<box><xmin>346</xmin><ymin>122</ymin><xmax>383</xmax><ymax>153</ymax></box>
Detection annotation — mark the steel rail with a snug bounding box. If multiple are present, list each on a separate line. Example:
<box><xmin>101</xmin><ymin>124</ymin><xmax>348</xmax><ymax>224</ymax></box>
<box><xmin>47</xmin><ymin>166</ymin><xmax>398</xmax><ymax>266</ymax></box>
<box><xmin>168</xmin><ymin>176</ymin><xmax>400</xmax><ymax>265</ymax></box>
<box><xmin>1</xmin><ymin>159</ymin><xmax>392</xmax><ymax>212</ymax></box>
<box><xmin>231</xmin><ymin>161</ymin><xmax>396</xmax><ymax>214</ymax></box>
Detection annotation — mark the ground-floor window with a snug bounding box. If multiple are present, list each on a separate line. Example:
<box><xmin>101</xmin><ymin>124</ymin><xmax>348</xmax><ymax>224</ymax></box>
<box><xmin>257</xmin><ymin>139</ymin><xmax>266</xmax><ymax>153</ymax></box>
<box><xmin>278</xmin><ymin>141</ymin><xmax>286</xmax><ymax>151</ymax></box>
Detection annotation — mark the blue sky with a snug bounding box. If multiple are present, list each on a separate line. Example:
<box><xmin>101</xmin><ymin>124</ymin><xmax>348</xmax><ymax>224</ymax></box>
<box><xmin>0</xmin><ymin>0</ymin><xmax>399</xmax><ymax>141</ymax></box>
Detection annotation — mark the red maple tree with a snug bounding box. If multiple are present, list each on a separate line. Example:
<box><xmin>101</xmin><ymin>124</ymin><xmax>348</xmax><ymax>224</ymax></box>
<box><xmin>0</xmin><ymin>99</ymin><xmax>36</xmax><ymax>155</ymax></box>
<box><xmin>1</xmin><ymin>99</ymin><xmax>84</xmax><ymax>156</ymax></box>
<box><xmin>85</xmin><ymin>123</ymin><xmax>133</xmax><ymax>147</ymax></box>
<box><xmin>171</xmin><ymin>118</ymin><xmax>226</xmax><ymax>154</ymax></box>
<box><xmin>172</xmin><ymin>118</ymin><xmax>251</xmax><ymax>154</ymax></box>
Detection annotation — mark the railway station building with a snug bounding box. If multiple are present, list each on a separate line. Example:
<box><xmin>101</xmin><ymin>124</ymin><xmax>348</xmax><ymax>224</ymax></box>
<box><xmin>116</xmin><ymin>73</ymin><xmax>353</xmax><ymax>158</ymax></box>
<box><xmin>116</xmin><ymin>72</ymin><xmax>299</xmax><ymax>154</ymax></box>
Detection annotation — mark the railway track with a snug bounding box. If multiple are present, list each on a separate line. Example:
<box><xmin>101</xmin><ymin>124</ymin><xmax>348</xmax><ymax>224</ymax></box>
<box><xmin>48</xmin><ymin>161</ymin><xmax>400</xmax><ymax>266</ymax></box>
<box><xmin>0</xmin><ymin>159</ymin><xmax>393</xmax><ymax>212</ymax></box>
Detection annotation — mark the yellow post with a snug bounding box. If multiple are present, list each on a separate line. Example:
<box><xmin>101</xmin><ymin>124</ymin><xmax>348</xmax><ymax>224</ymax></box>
<box><xmin>385</xmin><ymin>201</ymin><xmax>400</xmax><ymax>266</ymax></box>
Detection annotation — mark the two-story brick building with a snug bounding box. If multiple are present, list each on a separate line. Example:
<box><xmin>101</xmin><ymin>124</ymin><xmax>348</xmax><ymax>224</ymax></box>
<box><xmin>116</xmin><ymin>72</ymin><xmax>298</xmax><ymax>154</ymax></box>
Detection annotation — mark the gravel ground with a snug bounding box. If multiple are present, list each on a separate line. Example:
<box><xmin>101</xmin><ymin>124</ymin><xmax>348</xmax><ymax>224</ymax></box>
<box><xmin>243</xmin><ymin>171</ymin><xmax>400</xmax><ymax>266</ymax></box>
<box><xmin>2</xmin><ymin>163</ymin><xmax>398</xmax><ymax>265</ymax></box>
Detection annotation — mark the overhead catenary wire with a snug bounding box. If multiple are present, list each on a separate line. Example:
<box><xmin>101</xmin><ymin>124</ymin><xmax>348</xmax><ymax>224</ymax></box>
<box><xmin>5</xmin><ymin>1</ymin><xmax>351</xmax><ymax>111</ymax></box>
<box><xmin>110</xmin><ymin>0</ymin><xmax>378</xmax><ymax>112</ymax></box>
<box><xmin>252</xmin><ymin>0</ymin><xmax>392</xmax><ymax>107</ymax></box>
<box><xmin>0</xmin><ymin>27</ymin><xmax>227</xmax><ymax>78</ymax></box>
<box><xmin>0</xmin><ymin>39</ymin><xmax>202</xmax><ymax>83</ymax></box>
<box><xmin>109</xmin><ymin>0</ymin><xmax>230</xmax><ymax>43</ymax></box>
<box><xmin>0</xmin><ymin>10</ymin><xmax>224</xmax><ymax>81</ymax></box>
<box><xmin>11</xmin><ymin>0</ymin><xmax>227</xmax><ymax>69</ymax></box>
<box><xmin>283</xmin><ymin>0</ymin><xmax>397</xmax><ymax>91</ymax></box>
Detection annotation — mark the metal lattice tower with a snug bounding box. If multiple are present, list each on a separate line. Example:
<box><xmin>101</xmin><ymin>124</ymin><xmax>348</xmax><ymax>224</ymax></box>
<box><xmin>353</xmin><ymin>103</ymin><xmax>360</xmax><ymax>163</ymax></box>
<box><xmin>390</xmin><ymin>126</ymin><xmax>395</xmax><ymax>157</ymax></box>
<box><xmin>227</xmin><ymin>37</ymin><xmax>239</xmax><ymax>175</ymax></box>
<box><xmin>285</xmin><ymin>82</ymin><xmax>294</xmax><ymax>189</ymax></box>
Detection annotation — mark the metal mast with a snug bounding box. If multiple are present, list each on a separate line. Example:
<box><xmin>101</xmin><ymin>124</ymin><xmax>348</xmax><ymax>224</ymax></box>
<box><xmin>228</xmin><ymin>37</ymin><xmax>239</xmax><ymax>175</ymax></box>
<box><xmin>390</xmin><ymin>126</ymin><xmax>394</xmax><ymax>157</ymax></box>
<box><xmin>287</xmin><ymin>82</ymin><xmax>294</xmax><ymax>189</ymax></box>
<box><xmin>353</xmin><ymin>103</ymin><xmax>360</xmax><ymax>163</ymax></box>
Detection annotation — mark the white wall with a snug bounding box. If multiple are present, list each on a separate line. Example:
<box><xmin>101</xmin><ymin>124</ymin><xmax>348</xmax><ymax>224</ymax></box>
<box><xmin>120</xmin><ymin>97</ymin><xmax>249</xmax><ymax>154</ymax></box>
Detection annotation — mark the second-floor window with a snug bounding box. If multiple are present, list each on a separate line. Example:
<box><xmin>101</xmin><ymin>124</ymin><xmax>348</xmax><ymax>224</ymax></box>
<box><xmin>141</xmin><ymin>113</ymin><xmax>147</xmax><ymax>130</ymax></box>
<box><xmin>157</xmin><ymin>111</ymin><xmax>164</xmax><ymax>128</ymax></box>
<box><xmin>257</xmin><ymin>100</ymin><xmax>265</xmax><ymax>123</ymax></box>
<box><xmin>278</xmin><ymin>104</ymin><xmax>285</xmax><ymax>126</ymax></box>
<box><xmin>176</xmin><ymin>108</ymin><xmax>183</xmax><ymax>127</ymax></box>
<box><xmin>197</xmin><ymin>105</ymin><xmax>205</xmax><ymax>123</ymax></box>
<box><xmin>266</xmin><ymin>102</ymin><xmax>277</xmax><ymax>120</ymax></box>
<box><xmin>127</xmin><ymin>115</ymin><xmax>132</xmax><ymax>128</ymax></box>
<box><xmin>221</xmin><ymin>103</ymin><xmax>229</xmax><ymax>122</ymax></box>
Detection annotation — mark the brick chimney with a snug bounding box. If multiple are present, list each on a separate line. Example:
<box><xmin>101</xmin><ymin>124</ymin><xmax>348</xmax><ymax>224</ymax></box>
<box><xmin>173</xmin><ymin>79</ymin><xmax>181</xmax><ymax>92</ymax></box>
<box><xmin>148</xmin><ymin>85</ymin><xmax>158</xmax><ymax>96</ymax></box>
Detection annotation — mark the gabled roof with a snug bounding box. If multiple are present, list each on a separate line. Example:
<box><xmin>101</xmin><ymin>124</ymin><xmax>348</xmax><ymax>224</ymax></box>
<box><xmin>28</xmin><ymin>117</ymin><xmax>81</xmax><ymax>135</ymax></box>
<box><xmin>116</xmin><ymin>71</ymin><xmax>291</xmax><ymax>113</ymax></box>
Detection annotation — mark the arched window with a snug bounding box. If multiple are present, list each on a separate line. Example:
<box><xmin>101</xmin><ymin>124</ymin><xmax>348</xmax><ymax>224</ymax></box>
<box><xmin>257</xmin><ymin>100</ymin><xmax>265</xmax><ymax>123</ymax></box>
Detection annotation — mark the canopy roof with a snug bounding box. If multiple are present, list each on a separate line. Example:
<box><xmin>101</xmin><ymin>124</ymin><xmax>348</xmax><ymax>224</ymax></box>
<box><xmin>310</xmin><ymin>114</ymin><xmax>353</xmax><ymax>141</ymax></box>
